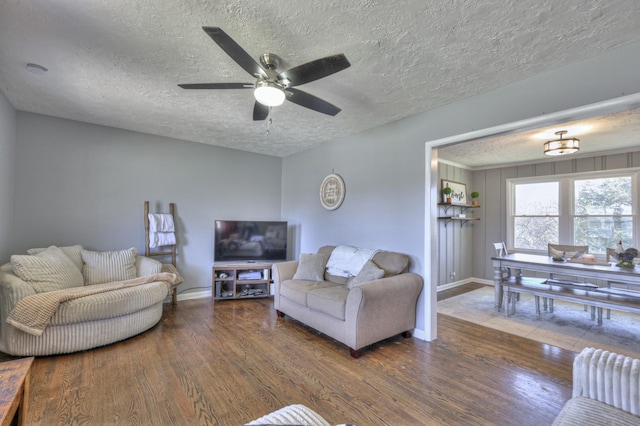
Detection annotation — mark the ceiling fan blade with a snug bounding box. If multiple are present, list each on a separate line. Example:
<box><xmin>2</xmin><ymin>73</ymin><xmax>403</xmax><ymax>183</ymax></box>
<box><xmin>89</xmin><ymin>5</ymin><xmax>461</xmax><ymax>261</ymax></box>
<box><xmin>202</xmin><ymin>27</ymin><xmax>268</xmax><ymax>79</ymax></box>
<box><xmin>286</xmin><ymin>88</ymin><xmax>341</xmax><ymax>116</ymax></box>
<box><xmin>178</xmin><ymin>83</ymin><xmax>254</xmax><ymax>89</ymax></box>
<box><xmin>277</xmin><ymin>54</ymin><xmax>350</xmax><ymax>87</ymax></box>
<box><xmin>253</xmin><ymin>102</ymin><xmax>269</xmax><ymax>121</ymax></box>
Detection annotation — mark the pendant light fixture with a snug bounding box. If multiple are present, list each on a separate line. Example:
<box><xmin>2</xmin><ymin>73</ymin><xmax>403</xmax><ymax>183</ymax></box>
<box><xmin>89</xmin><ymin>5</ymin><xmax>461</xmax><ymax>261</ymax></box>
<box><xmin>544</xmin><ymin>130</ymin><xmax>580</xmax><ymax>156</ymax></box>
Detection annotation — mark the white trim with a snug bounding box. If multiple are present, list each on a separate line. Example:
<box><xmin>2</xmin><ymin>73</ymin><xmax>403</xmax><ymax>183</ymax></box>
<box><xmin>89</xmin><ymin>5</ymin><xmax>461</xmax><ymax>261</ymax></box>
<box><xmin>467</xmin><ymin>147</ymin><xmax>640</xmax><ymax>172</ymax></box>
<box><xmin>164</xmin><ymin>289</ymin><xmax>212</xmax><ymax>302</ymax></box>
<box><xmin>437</xmin><ymin>158</ymin><xmax>472</xmax><ymax>170</ymax></box>
<box><xmin>424</xmin><ymin>92</ymin><xmax>640</xmax><ymax>342</ymax></box>
<box><xmin>437</xmin><ymin>277</ymin><xmax>493</xmax><ymax>291</ymax></box>
<box><xmin>429</xmin><ymin>92</ymin><xmax>640</xmax><ymax>149</ymax></box>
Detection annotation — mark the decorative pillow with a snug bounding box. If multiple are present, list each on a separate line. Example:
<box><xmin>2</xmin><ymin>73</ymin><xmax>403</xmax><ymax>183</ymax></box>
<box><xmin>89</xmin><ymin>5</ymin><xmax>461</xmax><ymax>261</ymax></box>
<box><xmin>81</xmin><ymin>247</ymin><xmax>137</xmax><ymax>285</ymax></box>
<box><xmin>348</xmin><ymin>260</ymin><xmax>385</xmax><ymax>288</ymax></box>
<box><xmin>27</xmin><ymin>245</ymin><xmax>84</xmax><ymax>271</ymax></box>
<box><xmin>11</xmin><ymin>246</ymin><xmax>84</xmax><ymax>293</ymax></box>
<box><xmin>292</xmin><ymin>253</ymin><xmax>329</xmax><ymax>281</ymax></box>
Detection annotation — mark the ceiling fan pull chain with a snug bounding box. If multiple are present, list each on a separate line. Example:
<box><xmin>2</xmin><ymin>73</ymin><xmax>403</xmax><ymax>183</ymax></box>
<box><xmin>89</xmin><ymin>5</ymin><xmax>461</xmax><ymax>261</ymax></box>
<box><xmin>265</xmin><ymin>113</ymin><xmax>272</xmax><ymax>134</ymax></box>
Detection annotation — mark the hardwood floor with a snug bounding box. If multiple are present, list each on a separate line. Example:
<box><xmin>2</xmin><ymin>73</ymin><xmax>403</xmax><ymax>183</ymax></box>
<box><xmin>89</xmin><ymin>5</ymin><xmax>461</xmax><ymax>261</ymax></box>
<box><xmin>0</xmin><ymin>293</ymin><xmax>575</xmax><ymax>425</ymax></box>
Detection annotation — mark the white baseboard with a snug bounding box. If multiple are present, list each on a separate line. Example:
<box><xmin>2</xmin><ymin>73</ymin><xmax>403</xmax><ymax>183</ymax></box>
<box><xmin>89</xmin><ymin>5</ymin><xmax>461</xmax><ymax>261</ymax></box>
<box><xmin>163</xmin><ymin>289</ymin><xmax>212</xmax><ymax>303</ymax></box>
<box><xmin>437</xmin><ymin>277</ymin><xmax>493</xmax><ymax>292</ymax></box>
<box><xmin>164</xmin><ymin>289</ymin><xmax>277</xmax><ymax>303</ymax></box>
<box><xmin>413</xmin><ymin>328</ymin><xmax>426</xmax><ymax>341</ymax></box>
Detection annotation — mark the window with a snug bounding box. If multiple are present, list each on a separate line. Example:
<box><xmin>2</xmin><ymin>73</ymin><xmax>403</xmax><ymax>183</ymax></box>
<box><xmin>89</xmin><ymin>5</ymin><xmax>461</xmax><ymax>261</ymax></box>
<box><xmin>574</xmin><ymin>176</ymin><xmax>633</xmax><ymax>253</ymax></box>
<box><xmin>513</xmin><ymin>182</ymin><xmax>559</xmax><ymax>250</ymax></box>
<box><xmin>508</xmin><ymin>171</ymin><xmax>637</xmax><ymax>254</ymax></box>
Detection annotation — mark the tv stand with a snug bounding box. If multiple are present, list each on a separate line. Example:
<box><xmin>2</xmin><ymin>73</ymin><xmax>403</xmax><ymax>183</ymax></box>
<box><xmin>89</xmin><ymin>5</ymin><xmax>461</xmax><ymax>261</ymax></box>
<box><xmin>212</xmin><ymin>262</ymin><xmax>272</xmax><ymax>300</ymax></box>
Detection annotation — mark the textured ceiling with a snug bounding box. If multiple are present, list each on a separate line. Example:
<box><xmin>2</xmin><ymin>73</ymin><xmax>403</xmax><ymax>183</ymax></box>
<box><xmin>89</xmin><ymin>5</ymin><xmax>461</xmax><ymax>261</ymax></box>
<box><xmin>1</xmin><ymin>1</ymin><xmax>640</xmax><ymax>157</ymax></box>
<box><xmin>438</xmin><ymin>106</ymin><xmax>640</xmax><ymax>169</ymax></box>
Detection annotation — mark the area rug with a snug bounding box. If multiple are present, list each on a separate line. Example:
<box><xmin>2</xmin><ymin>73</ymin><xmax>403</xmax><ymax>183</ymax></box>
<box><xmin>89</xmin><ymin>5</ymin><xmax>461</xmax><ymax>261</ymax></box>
<box><xmin>438</xmin><ymin>285</ymin><xmax>640</xmax><ymax>358</ymax></box>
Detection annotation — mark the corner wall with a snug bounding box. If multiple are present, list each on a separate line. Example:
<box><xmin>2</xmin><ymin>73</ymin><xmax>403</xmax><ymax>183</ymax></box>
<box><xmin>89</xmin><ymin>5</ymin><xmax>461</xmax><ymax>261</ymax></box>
<box><xmin>13</xmin><ymin>112</ymin><xmax>283</xmax><ymax>297</ymax></box>
<box><xmin>0</xmin><ymin>91</ymin><xmax>16</xmax><ymax>262</ymax></box>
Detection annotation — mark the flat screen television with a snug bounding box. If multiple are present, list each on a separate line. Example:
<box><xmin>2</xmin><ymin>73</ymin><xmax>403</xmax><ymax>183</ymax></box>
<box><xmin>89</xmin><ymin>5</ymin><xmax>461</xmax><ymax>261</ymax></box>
<box><xmin>214</xmin><ymin>220</ymin><xmax>288</xmax><ymax>262</ymax></box>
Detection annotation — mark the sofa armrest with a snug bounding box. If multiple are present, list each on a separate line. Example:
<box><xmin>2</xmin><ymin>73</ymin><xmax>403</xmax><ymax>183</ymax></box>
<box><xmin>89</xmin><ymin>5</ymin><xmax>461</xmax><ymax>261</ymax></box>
<box><xmin>0</xmin><ymin>267</ymin><xmax>37</xmax><ymax>306</ymax></box>
<box><xmin>571</xmin><ymin>347</ymin><xmax>640</xmax><ymax>416</ymax></box>
<box><xmin>0</xmin><ymin>266</ymin><xmax>38</xmax><ymax>346</ymax></box>
<box><xmin>345</xmin><ymin>272</ymin><xmax>423</xmax><ymax>349</ymax></box>
<box><xmin>135</xmin><ymin>256</ymin><xmax>163</xmax><ymax>277</ymax></box>
<box><xmin>272</xmin><ymin>261</ymin><xmax>299</xmax><ymax>286</ymax></box>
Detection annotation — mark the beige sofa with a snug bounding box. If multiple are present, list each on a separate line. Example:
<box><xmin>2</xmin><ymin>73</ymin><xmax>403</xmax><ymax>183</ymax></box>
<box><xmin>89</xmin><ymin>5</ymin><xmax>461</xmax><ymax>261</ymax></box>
<box><xmin>0</xmin><ymin>245</ymin><xmax>181</xmax><ymax>356</ymax></box>
<box><xmin>553</xmin><ymin>347</ymin><xmax>640</xmax><ymax>425</ymax></box>
<box><xmin>272</xmin><ymin>245</ymin><xmax>423</xmax><ymax>358</ymax></box>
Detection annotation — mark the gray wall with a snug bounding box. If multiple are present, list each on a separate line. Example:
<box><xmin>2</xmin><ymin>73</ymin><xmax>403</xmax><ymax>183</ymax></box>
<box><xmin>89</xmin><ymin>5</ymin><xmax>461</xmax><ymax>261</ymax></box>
<box><xmin>474</xmin><ymin>152</ymin><xmax>640</xmax><ymax>281</ymax></box>
<box><xmin>12</xmin><ymin>112</ymin><xmax>283</xmax><ymax>297</ymax></box>
<box><xmin>0</xmin><ymin>91</ymin><xmax>16</xmax><ymax>262</ymax></box>
<box><xmin>437</xmin><ymin>162</ymin><xmax>475</xmax><ymax>286</ymax></box>
<box><xmin>281</xmin><ymin>119</ymin><xmax>428</xmax><ymax>331</ymax></box>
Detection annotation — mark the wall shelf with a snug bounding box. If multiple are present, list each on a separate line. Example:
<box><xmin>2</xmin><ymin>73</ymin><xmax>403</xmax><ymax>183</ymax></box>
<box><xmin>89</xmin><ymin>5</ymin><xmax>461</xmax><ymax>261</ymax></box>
<box><xmin>438</xmin><ymin>203</ymin><xmax>480</xmax><ymax>227</ymax></box>
<box><xmin>437</xmin><ymin>202</ymin><xmax>480</xmax><ymax>214</ymax></box>
<box><xmin>437</xmin><ymin>216</ymin><xmax>480</xmax><ymax>227</ymax></box>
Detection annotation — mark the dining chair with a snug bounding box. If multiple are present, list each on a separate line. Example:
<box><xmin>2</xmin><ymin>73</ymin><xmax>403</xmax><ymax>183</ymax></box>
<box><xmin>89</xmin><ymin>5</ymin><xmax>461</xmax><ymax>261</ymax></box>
<box><xmin>546</xmin><ymin>244</ymin><xmax>590</xmax><ymax>314</ymax></box>
<box><xmin>602</xmin><ymin>247</ymin><xmax>638</xmax><ymax>319</ymax></box>
<box><xmin>493</xmin><ymin>242</ymin><xmax>508</xmax><ymax>257</ymax></box>
<box><xmin>548</xmin><ymin>244</ymin><xmax>589</xmax><ymax>261</ymax></box>
<box><xmin>494</xmin><ymin>242</ymin><xmax>518</xmax><ymax>304</ymax></box>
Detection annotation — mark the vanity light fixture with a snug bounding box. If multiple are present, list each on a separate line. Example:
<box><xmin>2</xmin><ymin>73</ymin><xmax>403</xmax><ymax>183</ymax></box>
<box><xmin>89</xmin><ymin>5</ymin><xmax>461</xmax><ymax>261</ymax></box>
<box><xmin>544</xmin><ymin>130</ymin><xmax>580</xmax><ymax>156</ymax></box>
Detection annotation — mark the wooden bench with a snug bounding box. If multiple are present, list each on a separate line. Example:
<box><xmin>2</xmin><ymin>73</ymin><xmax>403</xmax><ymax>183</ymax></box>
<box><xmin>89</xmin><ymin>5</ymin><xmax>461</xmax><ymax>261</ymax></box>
<box><xmin>502</xmin><ymin>277</ymin><xmax>640</xmax><ymax>325</ymax></box>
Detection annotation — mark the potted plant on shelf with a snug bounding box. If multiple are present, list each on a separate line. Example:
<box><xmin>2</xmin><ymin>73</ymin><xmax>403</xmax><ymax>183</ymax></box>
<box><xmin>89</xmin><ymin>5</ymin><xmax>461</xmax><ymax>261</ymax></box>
<box><xmin>470</xmin><ymin>191</ymin><xmax>479</xmax><ymax>206</ymax></box>
<box><xmin>443</xmin><ymin>186</ymin><xmax>452</xmax><ymax>203</ymax></box>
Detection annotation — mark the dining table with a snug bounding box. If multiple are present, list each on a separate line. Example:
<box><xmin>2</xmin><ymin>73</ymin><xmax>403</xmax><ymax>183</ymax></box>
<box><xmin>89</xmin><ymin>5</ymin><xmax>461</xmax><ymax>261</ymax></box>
<box><xmin>491</xmin><ymin>252</ymin><xmax>640</xmax><ymax>312</ymax></box>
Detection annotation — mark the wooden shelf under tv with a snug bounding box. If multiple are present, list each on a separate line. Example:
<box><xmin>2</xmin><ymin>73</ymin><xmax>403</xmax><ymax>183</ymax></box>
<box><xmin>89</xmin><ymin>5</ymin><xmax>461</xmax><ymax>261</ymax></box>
<box><xmin>212</xmin><ymin>263</ymin><xmax>272</xmax><ymax>301</ymax></box>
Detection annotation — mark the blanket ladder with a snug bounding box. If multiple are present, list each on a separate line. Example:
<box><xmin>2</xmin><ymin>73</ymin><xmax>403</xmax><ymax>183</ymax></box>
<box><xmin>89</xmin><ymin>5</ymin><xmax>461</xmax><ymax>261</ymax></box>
<box><xmin>144</xmin><ymin>201</ymin><xmax>178</xmax><ymax>304</ymax></box>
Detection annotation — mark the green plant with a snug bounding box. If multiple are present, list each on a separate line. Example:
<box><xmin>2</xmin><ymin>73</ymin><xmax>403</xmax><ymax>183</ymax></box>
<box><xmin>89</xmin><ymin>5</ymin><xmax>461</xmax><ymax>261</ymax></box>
<box><xmin>471</xmin><ymin>191</ymin><xmax>479</xmax><ymax>199</ymax></box>
<box><xmin>443</xmin><ymin>186</ymin><xmax>452</xmax><ymax>196</ymax></box>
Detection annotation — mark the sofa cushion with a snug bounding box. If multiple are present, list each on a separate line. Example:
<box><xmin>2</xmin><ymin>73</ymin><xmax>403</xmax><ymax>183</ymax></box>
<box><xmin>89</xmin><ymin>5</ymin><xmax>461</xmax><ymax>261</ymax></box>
<box><xmin>27</xmin><ymin>245</ymin><xmax>84</xmax><ymax>271</ymax></box>
<box><xmin>348</xmin><ymin>260</ymin><xmax>385</xmax><ymax>288</ymax></box>
<box><xmin>11</xmin><ymin>246</ymin><xmax>84</xmax><ymax>293</ymax></box>
<box><xmin>372</xmin><ymin>251</ymin><xmax>409</xmax><ymax>277</ymax></box>
<box><xmin>281</xmin><ymin>279</ymin><xmax>339</xmax><ymax>306</ymax></box>
<box><xmin>293</xmin><ymin>253</ymin><xmax>329</xmax><ymax>281</ymax></box>
<box><xmin>552</xmin><ymin>396</ymin><xmax>640</xmax><ymax>425</ymax></box>
<box><xmin>307</xmin><ymin>285</ymin><xmax>350</xmax><ymax>320</ymax></box>
<box><xmin>81</xmin><ymin>247</ymin><xmax>137</xmax><ymax>285</ymax></box>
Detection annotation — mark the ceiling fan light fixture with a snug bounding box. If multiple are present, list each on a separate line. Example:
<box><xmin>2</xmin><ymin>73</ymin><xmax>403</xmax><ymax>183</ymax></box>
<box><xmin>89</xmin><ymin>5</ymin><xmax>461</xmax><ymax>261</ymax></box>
<box><xmin>544</xmin><ymin>130</ymin><xmax>580</xmax><ymax>156</ymax></box>
<box><xmin>254</xmin><ymin>81</ymin><xmax>285</xmax><ymax>107</ymax></box>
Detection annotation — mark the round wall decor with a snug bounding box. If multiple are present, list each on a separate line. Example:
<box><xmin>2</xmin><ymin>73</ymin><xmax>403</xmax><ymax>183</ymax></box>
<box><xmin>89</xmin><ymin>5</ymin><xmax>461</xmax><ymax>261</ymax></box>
<box><xmin>319</xmin><ymin>173</ymin><xmax>346</xmax><ymax>210</ymax></box>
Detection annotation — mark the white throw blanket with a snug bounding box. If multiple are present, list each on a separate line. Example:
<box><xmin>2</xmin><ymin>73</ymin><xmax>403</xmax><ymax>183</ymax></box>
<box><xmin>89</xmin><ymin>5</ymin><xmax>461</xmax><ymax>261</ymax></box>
<box><xmin>325</xmin><ymin>245</ymin><xmax>379</xmax><ymax>278</ymax></box>
<box><xmin>148</xmin><ymin>214</ymin><xmax>174</xmax><ymax>232</ymax></box>
<box><xmin>149</xmin><ymin>231</ymin><xmax>176</xmax><ymax>248</ymax></box>
<box><xmin>148</xmin><ymin>214</ymin><xmax>176</xmax><ymax>248</ymax></box>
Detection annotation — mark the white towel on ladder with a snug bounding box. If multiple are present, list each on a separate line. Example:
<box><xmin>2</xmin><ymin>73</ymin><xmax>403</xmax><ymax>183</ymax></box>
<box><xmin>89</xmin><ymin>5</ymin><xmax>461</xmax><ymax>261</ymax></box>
<box><xmin>148</xmin><ymin>214</ymin><xmax>175</xmax><ymax>233</ymax></box>
<box><xmin>149</xmin><ymin>231</ymin><xmax>176</xmax><ymax>248</ymax></box>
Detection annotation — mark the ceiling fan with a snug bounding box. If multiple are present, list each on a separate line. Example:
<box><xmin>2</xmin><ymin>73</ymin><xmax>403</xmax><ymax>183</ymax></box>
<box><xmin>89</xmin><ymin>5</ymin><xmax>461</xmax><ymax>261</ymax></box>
<box><xmin>178</xmin><ymin>27</ymin><xmax>351</xmax><ymax>121</ymax></box>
